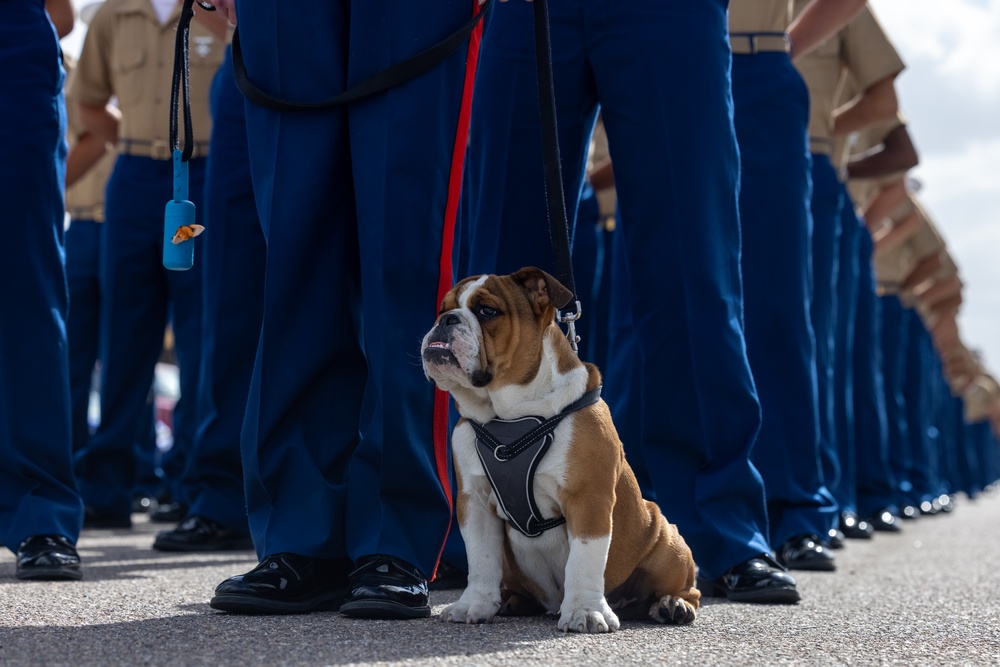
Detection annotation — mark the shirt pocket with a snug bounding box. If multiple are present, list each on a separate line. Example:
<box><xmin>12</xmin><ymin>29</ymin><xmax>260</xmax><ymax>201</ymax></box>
<box><xmin>110</xmin><ymin>30</ymin><xmax>147</xmax><ymax>107</ymax></box>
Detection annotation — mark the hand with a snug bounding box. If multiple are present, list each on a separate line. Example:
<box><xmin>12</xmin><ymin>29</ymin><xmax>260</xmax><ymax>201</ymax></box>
<box><xmin>211</xmin><ymin>0</ymin><xmax>237</xmax><ymax>24</ymax></box>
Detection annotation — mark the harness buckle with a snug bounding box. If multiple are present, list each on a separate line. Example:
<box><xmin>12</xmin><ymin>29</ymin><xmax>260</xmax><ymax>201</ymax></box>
<box><xmin>557</xmin><ymin>300</ymin><xmax>582</xmax><ymax>355</ymax></box>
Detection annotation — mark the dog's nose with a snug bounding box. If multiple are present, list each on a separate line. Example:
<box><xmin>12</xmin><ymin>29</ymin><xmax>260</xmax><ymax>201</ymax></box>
<box><xmin>441</xmin><ymin>313</ymin><xmax>461</xmax><ymax>327</ymax></box>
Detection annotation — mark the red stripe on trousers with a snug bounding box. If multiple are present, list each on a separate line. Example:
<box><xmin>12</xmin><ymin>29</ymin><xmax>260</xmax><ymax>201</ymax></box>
<box><xmin>431</xmin><ymin>0</ymin><xmax>485</xmax><ymax>576</ymax></box>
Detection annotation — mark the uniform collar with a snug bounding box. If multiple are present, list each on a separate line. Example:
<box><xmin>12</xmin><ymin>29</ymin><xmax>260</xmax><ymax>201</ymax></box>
<box><xmin>115</xmin><ymin>0</ymin><xmax>180</xmax><ymax>28</ymax></box>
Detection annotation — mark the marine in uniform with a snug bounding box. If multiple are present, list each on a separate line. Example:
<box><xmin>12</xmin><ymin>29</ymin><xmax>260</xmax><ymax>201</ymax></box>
<box><xmin>727</xmin><ymin>0</ymin><xmax>844</xmax><ymax>572</ymax></box>
<box><xmin>153</xmin><ymin>24</ymin><xmax>259</xmax><ymax>553</ymax></box>
<box><xmin>808</xmin><ymin>5</ymin><xmax>907</xmax><ymax>537</ymax></box>
<box><xmin>71</xmin><ymin>0</ymin><xmax>224</xmax><ymax>526</ymax></box>
<box><xmin>207</xmin><ymin>0</ymin><xmax>486</xmax><ymax>618</ymax></box>
<box><xmin>0</xmin><ymin>0</ymin><xmax>84</xmax><ymax>580</ymax></box>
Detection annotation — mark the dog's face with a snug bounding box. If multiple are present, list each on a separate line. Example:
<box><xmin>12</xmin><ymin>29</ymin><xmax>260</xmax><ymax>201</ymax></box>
<box><xmin>421</xmin><ymin>267</ymin><xmax>573</xmax><ymax>393</ymax></box>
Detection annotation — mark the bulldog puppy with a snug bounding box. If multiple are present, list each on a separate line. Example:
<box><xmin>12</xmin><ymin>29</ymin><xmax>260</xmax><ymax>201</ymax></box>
<box><xmin>421</xmin><ymin>267</ymin><xmax>699</xmax><ymax>633</ymax></box>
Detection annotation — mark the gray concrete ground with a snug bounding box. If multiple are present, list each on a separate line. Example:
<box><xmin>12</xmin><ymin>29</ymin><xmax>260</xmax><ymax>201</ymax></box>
<box><xmin>2</xmin><ymin>494</ymin><xmax>999</xmax><ymax>667</ymax></box>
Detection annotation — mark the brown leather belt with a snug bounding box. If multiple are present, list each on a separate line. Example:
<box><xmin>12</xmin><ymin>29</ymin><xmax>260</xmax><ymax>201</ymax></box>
<box><xmin>68</xmin><ymin>204</ymin><xmax>105</xmax><ymax>222</ymax></box>
<box><xmin>730</xmin><ymin>33</ymin><xmax>791</xmax><ymax>55</ymax></box>
<box><xmin>118</xmin><ymin>139</ymin><xmax>209</xmax><ymax>160</ymax></box>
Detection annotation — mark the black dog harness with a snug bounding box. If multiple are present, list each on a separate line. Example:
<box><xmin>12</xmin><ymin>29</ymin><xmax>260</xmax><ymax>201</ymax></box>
<box><xmin>469</xmin><ymin>387</ymin><xmax>602</xmax><ymax>537</ymax></box>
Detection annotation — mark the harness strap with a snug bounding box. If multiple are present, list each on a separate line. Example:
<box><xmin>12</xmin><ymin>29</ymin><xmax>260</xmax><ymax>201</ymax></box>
<box><xmin>231</xmin><ymin>0</ymin><xmax>493</xmax><ymax>112</ymax></box>
<box><xmin>470</xmin><ymin>386</ymin><xmax>602</xmax><ymax>537</ymax></box>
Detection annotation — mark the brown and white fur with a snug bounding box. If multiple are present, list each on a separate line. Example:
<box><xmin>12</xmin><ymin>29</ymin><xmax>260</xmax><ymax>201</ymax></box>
<box><xmin>421</xmin><ymin>267</ymin><xmax>700</xmax><ymax>633</ymax></box>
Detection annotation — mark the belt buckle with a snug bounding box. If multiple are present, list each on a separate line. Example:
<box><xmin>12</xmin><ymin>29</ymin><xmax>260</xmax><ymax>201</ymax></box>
<box><xmin>750</xmin><ymin>34</ymin><xmax>760</xmax><ymax>55</ymax></box>
<box><xmin>151</xmin><ymin>140</ymin><xmax>173</xmax><ymax>161</ymax></box>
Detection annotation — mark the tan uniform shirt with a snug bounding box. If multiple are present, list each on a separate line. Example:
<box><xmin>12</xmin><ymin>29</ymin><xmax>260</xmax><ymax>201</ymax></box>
<box><xmin>729</xmin><ymin>0</ymin><xmax>793</xmax><ymax>34</ymax></box>
<box><xmin>874</xmin><ymin>196</ymin><xmax>945</xmax><ymax>295</ymax></box>
<box><xmin>794</xmin><ymin>2</ymin><xmax>905</xmax><ymax>148</ymax></box>
<box><xmin>65</xmin><ymin>60</ymin><xmax>116</xmax><ymax>222</ymax></box>
<box><xmin>72</xmin><ymin>0</ymin><xmax>224</xmax><ymax>159</ymax></box>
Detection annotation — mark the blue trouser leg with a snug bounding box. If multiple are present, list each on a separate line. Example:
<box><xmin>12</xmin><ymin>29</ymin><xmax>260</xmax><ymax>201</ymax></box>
<box><xmin>66</xmin><ymin>219</ymin><xmax>102</xmax><ymax>454</ymax></box>
<box><xmin>732</xmin><ymin>53</ymin><xmax>837</xmax><ymax>546</ymax></box>
<box><xmin>808</xmin><ymin>155</ymin><xmax>843</xmax><ymax>508</ymax></box>
<box><xmin>238</xmin><ymin>0</ymin><xmax>480</xmax><ymax>574</ymax></box>
<box><xmin>833</xmin><ymin>190</ymin><xmax>860</xmax><ymax>516</ymax></box>
<box><xmin>852</xmin><ymin>233</ymin><xmax>897</xmax><ymax>517</ymax></box>
<box><xmin>182</xmin><ymin>46</ymin><xmax>262</xmax><ymax>533</ymax></box>
<box><xmin>75</xmin><ymin>156</ymin><xmax>204</xmax><ymax>517</ymax></box>
<box><xmin>465</xmin><ymin>0</ymin><xmax>770</xmax><ymax>580</ymax></box>
<box><xmin>0</xmin><ymin>1</ymin><xmax>83</xmax><ymax>550</ymax></box>
<box><xmin>903</xmin><ymin>315</ymin><xmax>938</xmax><ymax>504</ymax></box>
<box><xmin>880</xmin><ymin>297</ymin><xmax>915</xmax><ymax>506</ymax></box>
<box><xmin>572</xmin><ymin>185</ymin><xmax>613</xmax><ymax>371</ymax></box>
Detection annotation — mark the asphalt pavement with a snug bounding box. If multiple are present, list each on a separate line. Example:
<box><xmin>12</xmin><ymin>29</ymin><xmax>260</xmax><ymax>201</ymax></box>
<box><xmin>2</xmin><ymin>492</ymin><xmax>999</xmax><ymax>667</ymax></box>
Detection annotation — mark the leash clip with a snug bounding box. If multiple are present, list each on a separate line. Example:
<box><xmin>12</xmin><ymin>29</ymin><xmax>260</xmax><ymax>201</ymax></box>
<box><xmin>557</xmin><ymin>300</ymin><xmax>582</xmax><ymax>355</ymax></box>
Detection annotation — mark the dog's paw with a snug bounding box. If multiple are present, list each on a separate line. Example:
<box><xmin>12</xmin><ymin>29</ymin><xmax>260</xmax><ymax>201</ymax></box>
<box><xmin>439</xmin><ymin>591</ymin><xmax>501</xmax><ymax>625</ymax></box>
<box><xmin>650</xmin><ymin>595</ymin><xmax>697</xmax><ymax>625</ymax></box>
<box><xmin>557</xmin><ymin>600</ymin><xmax>620</xmax><ymax>633</ymax></box>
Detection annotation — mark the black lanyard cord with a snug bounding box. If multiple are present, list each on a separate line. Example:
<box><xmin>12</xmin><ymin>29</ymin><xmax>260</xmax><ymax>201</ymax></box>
<box><xmin>170</xmin><ymin>0</ymin><xmax>215</xmax><ymax>162</ymax></box>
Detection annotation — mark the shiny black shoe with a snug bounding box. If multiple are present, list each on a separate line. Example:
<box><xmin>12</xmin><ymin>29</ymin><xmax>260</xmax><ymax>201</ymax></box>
<box><xmin>340</xmin><ymin>554</ymin><xmax>431</xmax><ymax>619</ymax></box>
<box><xmin>919</xmin><ymin>499</ymin><xmax>940</xmax><ymax>516</ymax></box>
<box><xmin>866</xmin><ymin>508</ymin><xmax>902</xmax><ymax>533</ymax></box>
<box><xmin>840</xmin><ymin>511</ymin><xmax>874</xmax><ymax>539</ymax></box>
<box><xmin>16</xmin><ymin>535</ymin><xmax>82</xmax><ymax>581</ymax></box>
<box><xmin>149</xmin><ymin>502</ymin><xmax>187</xmax><ymax>523</ymax></box>
<box><xmin>938</xmin><ymin>494</ymin><xmax>956</xmax><ymax>513</ymax></box>
<box><xmin>696</xmin><ymin>554</ymin><xmax>800</xmax><ymax>604</ymax></box>
<box><xmin>900</xmin><ymin>504</ymin><xmax>919</xmax><ymax>520</ymax></box>
<box><xmin>776</xmin><ymin>534</ymin><xmax>836</xmax><ymax>571</ymax></box>
<box><xmin>83</xmin><ymin>506</ymin><xmax>132</xmax><ymax>529</ymax></box>
<box><xmin>827</xmin><ymin>528</ymin><xmax>846</xmax><ymax>549</ymax></box>
<box><xmin>210</xmin><ymin>553</ymin><xmax>352</xmax><ymax>614</ymax></box>
<box><xmin>153</xmin><ymin>516</ymin><xmax>255</xmax><ymax>552</ymax></box>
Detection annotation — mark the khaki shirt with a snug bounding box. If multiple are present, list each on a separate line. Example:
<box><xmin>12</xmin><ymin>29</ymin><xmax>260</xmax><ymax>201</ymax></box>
<box><xmin>964</xmin><ymin>374</ymin><xmax>1000</xmax><ymax>423</ymax></box>
<box><xmin>874</xmin><ymin>197</ymin><xmax>945</xmax><ymax>294</ymax></box>
<box><xmin>65</xmin><ymin>59</ymin><xmax>116</xmax><ymax>222</ymax></box>
<box><xmin>729</xmin><ymin>0</ymin><xmax>793</xmax><ymax>34</ymax></box>
<box><xmin>794</xmin><ymin>2</ymin><xmax>905</xmax><ymax>144</ymax></box>
<box><xmin>72</xmin><ymin>0</ymin><xmax>223</xmax><ymax>155</ymax></box>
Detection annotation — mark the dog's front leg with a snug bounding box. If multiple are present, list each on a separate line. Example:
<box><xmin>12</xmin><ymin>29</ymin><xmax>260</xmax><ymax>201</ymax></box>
<box><xmin>558</xmin><ymin>512</ymin><xmax>619</xmax><ymax>633</ymax></box>
<box><xmin>439</xmin><ymin>484</ymin><xmax>505</xmax><ymax>624</ymax></box>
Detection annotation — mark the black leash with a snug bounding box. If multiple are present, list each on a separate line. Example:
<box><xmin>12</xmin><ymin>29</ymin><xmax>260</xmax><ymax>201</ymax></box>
<box><xmin>231</xmin><ymin>0</ymin><xmax>494</xmax><ymax>112</ymax></box>
<box><xmin>530</xmin><ymin>0</ymin><xmax>581</xmax><ymax>354</ymax></box>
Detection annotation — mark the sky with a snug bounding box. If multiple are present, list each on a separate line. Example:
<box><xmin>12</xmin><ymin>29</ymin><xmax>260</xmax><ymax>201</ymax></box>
<box><xmin>61</xmin><ymin>1</ymin><xmax>1000</xmax><ymax>376</ymax></box>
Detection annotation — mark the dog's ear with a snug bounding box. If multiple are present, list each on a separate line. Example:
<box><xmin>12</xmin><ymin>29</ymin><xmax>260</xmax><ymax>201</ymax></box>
<box><xmin>513</xmin><ymin>267</ymin><xmax>574</xmax><ymax>315</ymax></box>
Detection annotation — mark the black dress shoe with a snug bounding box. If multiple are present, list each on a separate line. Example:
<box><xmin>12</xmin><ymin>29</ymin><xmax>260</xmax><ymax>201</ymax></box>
<box><xmin>340</xmin><ymin>554</ymin><xmax>431</xmax><ymax>619</ymax></box>
<box><xmin>83</xmin><ymin>506</ymin><xmax>132</xmax><ymax>529</ymax></box>
<box><xmin>866</xmin><ymin>509</ymin><xmax>902</xmax><ymax>533</ymax></box>
<box><xmin>938</xmin><ymin>494</ymin><xmax>956</xmax><ymax>513</ymax></box>
<box><xmin>776</xmin><ymin>534</ymin><xmax>836</xmax><ymax>571</ymax></box>
<box><xmin>16</xmin><ymin>535</ymin><xmax>82</xmax><ymax>581</ymax></box>
<box><xmin>827</xmin><ymin>528</ymin><xmax>845</xmax><ymax>549</ymax></box>
<box><xmin>919</xmin><ymin>499</ymin><xmax>940</xmax><ymax>516</ymax></box>
<box><xmin>429</xmin><ymin>559</ymin><xmax>468</xmax><ymax>591</ymax></box>
<box><xmin>149</xmin><ymin>502</ymin><xmax>187</xmax><ymax>523</ymax></box>
<box><xmin>210</xmin><ymin>553</ymin><xmax>352</xmax><ymax>614</ymax></box>
<box><xmin>696</xmin><ymin>554</ymin><xmax>800</xmax><ymax>604</ymax></box>
<box><xmin>900</xmin><ymin>504</ymin><xmax>919</xmax><ymax>520</ymax></box>
<box><xmin>839</xmin><ymin>511</ymin><xmax>873</xmax><ymax>539</ymax></box>
<box><xmin>153</xmin><ymin>516</ymin><xmax>255</xmax><ymax>552</ymax></box>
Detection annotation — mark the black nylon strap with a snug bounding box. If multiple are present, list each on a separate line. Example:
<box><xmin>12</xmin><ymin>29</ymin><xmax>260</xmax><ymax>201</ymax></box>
<box><xmin>532</xmin><ymin>0</ymin><xmax>576</xmax><ymax>310</ymax></box>
<box><xmin>470</xmin><ymin>386</ymin><xmax>602</xmax><ymax>461</ymax></box>
<box><xmin>170</xmin><ymin>0</ymin><xmax>211</xmax><ymax>162</ymax></box>
<box><xmin>231</xmin><ymin>0</ymin><xmax>493</xmax><ymax>112</ymax></box>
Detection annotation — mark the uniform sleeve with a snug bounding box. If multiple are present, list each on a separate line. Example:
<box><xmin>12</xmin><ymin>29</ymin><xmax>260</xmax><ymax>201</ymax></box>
<box><xmin>72</xmin><ymin>3</ymin><xmax>115</xmax><ymax>108</ymax></box>
<box><xmin>841</xmin><ymin>5</ymin><xmax>905</xmax><ymax>92</ymax></box>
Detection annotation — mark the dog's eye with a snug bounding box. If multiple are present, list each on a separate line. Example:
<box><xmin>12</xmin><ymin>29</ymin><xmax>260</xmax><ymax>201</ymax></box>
<box><xmin>477</xmin><ymin>305</ymin><xmax>499</xmax><ymax>319</ymax></box>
